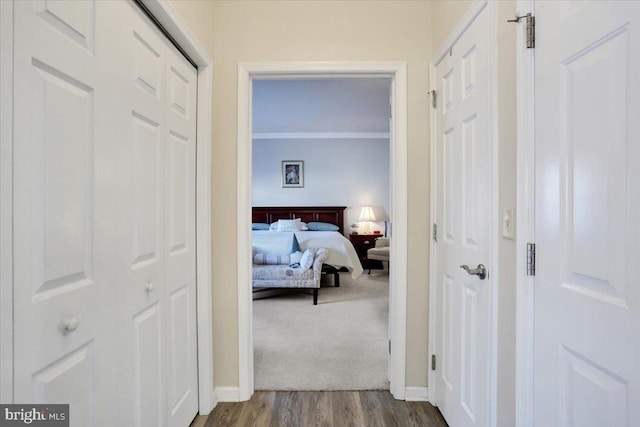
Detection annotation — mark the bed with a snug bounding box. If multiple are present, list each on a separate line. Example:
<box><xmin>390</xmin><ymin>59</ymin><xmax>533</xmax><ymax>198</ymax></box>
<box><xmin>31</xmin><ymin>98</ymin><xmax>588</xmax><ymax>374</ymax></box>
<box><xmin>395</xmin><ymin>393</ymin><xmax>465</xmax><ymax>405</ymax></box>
<box><xmin>252</xmin><ymin>206</ymin><xmax>364</xmax><ymax>279</ymax></box>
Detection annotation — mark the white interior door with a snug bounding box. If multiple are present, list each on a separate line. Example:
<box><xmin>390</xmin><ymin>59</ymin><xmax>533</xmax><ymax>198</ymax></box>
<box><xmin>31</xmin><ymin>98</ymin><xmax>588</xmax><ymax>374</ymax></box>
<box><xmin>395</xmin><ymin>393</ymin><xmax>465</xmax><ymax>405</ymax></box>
<box><xmin>12</xmin><ymin>1</ymin><xmax>119</xmax><ymax>425</ymax></box>
<box><xmin>432</xmin><ymin>4</ymin><xmax>493</xmax><ymax>427</ymax></box>
<box><xmin>533</xmin><ymin>1</ymin><xmax>640</xmax><ymax>426</ymax></box>
<box><xmin>13</xmin><ymin>2</ymin><xmax>198</xmax><ymax>426</ymax></box>
<box><xmin>162</xmin><ymin>21</ymin><xmax>199</xmax><ymax>427</ymax></box>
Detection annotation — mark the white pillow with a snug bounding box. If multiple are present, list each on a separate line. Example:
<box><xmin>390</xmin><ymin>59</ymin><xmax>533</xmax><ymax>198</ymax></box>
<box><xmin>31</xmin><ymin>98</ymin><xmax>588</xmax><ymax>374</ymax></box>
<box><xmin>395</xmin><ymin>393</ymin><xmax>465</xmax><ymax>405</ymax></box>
<box><xmin>290</xmin><ymin>251</ymin><xmax>303</xmax><ymax>264</ymax></box>
<box><xmin>278</xmin><ymin>219</ymin><xmax>303</xmax><ymax>232</ymax></box>
<box><xmin>268</xmin><ymin>219</ymin><xmax>308</xmax><ymax>231</ymax></box>
<box><xmin>299</xmin><ymin>247</ymin><xmax>316</xmax><ymax>272</ymax></box>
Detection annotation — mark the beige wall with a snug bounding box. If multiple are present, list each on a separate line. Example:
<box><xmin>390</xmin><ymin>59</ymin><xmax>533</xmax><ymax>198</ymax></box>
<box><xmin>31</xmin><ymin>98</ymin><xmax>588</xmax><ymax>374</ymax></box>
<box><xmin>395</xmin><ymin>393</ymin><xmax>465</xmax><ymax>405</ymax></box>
<box><xmin>170</xmin><ymin>0</ymin><xmax>215</xmax><ymax>57</ymax></box>
<box><xmin>210</xmin><ymin>0</ymin><xmax>432</xmax><ymax>388</ymax></box>
<box><xmin>430</xmin><ymin>0</ymin><xmax>475</xmax><ymax>51</ymax></box>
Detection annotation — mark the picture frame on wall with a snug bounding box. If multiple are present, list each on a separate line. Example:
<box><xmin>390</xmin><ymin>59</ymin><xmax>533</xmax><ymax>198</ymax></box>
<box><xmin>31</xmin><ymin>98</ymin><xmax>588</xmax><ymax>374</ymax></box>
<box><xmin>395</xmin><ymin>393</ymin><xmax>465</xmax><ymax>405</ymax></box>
<box><xmin>282</xmin><ymin>160</ymin><xmax>304</xmax><ymax>188</ymax></box>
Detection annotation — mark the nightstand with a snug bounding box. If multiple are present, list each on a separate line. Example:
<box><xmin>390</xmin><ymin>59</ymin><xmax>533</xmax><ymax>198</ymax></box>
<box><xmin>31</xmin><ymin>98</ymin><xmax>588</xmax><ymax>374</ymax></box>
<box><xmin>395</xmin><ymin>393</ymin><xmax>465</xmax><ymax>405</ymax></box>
<box><xmin>349</xmin><ymin>234</ymin><xmax>384</xmax><ymax>271</ymax></box>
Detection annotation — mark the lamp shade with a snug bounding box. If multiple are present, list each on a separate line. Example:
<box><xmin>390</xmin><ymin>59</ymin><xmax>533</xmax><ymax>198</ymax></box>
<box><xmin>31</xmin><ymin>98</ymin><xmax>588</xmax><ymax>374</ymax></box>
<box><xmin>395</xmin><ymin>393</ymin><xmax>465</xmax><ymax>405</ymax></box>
<box><xmin>358</xmin><ymin>206</ymin><xmax>376</xmax><ymax>222</ymax></box>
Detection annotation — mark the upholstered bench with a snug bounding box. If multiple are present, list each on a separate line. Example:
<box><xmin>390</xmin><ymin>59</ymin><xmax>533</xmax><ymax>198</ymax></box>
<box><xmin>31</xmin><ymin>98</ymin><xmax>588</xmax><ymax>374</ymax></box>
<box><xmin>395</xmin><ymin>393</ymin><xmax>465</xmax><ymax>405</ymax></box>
<box><xmin>252</xmin><ymin>248</ymin><xmax>329</xmax><ymax>305</ymax></box>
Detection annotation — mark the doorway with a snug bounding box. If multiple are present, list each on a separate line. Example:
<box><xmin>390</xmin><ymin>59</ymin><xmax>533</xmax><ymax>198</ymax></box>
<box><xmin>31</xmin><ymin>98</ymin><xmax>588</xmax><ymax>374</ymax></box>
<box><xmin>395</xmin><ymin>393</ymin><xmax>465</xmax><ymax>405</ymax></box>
<box><xmin>237</xmin><ymin>62</ymin><xmax>409</xmax><ymax>400</ymax></box>
<box><xmin>250</xmin><ymin>78</ymin><xmax>391</xmax><ymax>390</ymax></box>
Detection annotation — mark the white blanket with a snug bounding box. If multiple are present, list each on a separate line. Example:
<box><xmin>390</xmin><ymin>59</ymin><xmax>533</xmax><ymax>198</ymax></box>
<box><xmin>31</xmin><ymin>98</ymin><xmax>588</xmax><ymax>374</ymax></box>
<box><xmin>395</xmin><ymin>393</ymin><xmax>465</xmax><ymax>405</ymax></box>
<box><xmin>252</xmin><ymin>231</ymin><xmax>364</xmax><ymax>279</ymax></box>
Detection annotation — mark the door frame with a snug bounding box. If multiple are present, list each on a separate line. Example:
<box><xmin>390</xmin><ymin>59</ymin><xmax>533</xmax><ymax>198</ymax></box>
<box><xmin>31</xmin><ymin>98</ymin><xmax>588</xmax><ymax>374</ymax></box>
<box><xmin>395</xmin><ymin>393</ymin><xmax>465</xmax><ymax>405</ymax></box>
<box><xmin>237</xmin><ymin>61</ymin><xmax>408</xmax><ymax>400</ymax></box>
<box><xmin>0</xmin><ymin>0</ymin><xmax>216</xmax><ymax>415</ymax></box>
<box><xmin>427</xmin><ymin>0</ymin><xmax>500</xmax><ymax>424</ymax></box>
<box><xmin>514</xmin><ymin>0</ymin><xmax>535</xmax><ymax>426</ymax></box>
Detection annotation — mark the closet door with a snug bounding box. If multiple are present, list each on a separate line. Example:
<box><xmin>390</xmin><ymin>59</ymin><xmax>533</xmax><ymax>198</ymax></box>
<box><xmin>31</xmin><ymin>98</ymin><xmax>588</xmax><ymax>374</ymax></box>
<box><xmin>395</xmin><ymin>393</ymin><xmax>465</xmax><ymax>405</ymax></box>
<box><xmin>111</xmin><ymin>2</ymin><xmax>199</xmax><ymax>426</ymax></box>
<box><xmin>12</xmin><ymin>2</ymin><xmax>198</xmax><ymax>426</ymax></box>
<box><xmin>12</xmin><ymin>1</ymin><xmax>119</xmax><ymax>425</ymax></box>
<box><xmin>163</xmin><ymin>39</ymin><xmax>199</xmax><ymax>427</ymax></box>
<box><xmin>111</xmin><ymin>2</ymin><xmax>168</xmax><ymax>426</ymax></box>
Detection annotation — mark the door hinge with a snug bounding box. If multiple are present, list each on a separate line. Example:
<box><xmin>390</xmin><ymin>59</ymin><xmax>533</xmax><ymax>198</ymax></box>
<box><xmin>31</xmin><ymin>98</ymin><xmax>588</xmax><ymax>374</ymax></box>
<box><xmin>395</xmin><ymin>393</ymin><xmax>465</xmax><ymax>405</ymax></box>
<box><xmin>389</xmin><ymin>104</ymin><xmax>392</xmax><ymax>118</ymax></box>
<box><xmin>431</xmin><ymin>354</ymin><xmax>436</xmax><ymax>371</ymax></box>
<box><xmin>389</xmin><ymin>340</ymin><xmax>391</xmax><ymax>354</ymax></box>
<box><xmin>526</xmin><ymin>243</ymin><xmax>536</xmax><ymax>276</ymax></box>
<box><xmin>507</xmin><ymin>12</ymin><xmax>535</xmax><ymax>49</ymax></box>
<box><xmin>432</xmin><ymin>223</ymin><xmax>438</xmax><ymax>242</ymax></box>
<box><xmin>428</xmin><ymin>90</ymin><xmax>437</xmax><ymax>108</ymax></box>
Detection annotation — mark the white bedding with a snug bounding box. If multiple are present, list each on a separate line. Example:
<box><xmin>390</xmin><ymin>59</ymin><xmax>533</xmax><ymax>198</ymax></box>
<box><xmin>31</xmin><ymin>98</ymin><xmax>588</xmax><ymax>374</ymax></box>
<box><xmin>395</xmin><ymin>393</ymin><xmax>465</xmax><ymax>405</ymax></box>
<box><xmin>252</xmin><ymin>230</ymin><xmax>364</xmax><ymax>279</ymax></box>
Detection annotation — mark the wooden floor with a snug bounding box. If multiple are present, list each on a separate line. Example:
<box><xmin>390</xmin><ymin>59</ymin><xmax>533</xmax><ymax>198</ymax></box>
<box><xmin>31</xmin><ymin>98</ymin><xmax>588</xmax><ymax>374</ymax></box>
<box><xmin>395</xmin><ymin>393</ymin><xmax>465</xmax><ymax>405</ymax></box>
<box><xmin>192</xmin><ymin>391</ymin><xmax>448</xmax><ymax>427</ymax></box>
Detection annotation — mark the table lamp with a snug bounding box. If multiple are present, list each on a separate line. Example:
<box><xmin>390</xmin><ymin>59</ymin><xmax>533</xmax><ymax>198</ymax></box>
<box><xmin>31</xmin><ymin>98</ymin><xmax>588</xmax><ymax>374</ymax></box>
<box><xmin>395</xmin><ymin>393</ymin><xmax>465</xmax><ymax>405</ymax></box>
<box><xmin>358</xmin><ymin>206</ymin><xmax>376</xmax><ymax>234</ymax></box>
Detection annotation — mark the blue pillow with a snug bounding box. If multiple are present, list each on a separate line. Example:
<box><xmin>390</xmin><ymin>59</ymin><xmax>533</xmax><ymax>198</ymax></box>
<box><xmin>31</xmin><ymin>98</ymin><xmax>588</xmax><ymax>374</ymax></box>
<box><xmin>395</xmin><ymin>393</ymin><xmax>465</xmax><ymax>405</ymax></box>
<box><xmin>252</xmin><ymin>223</ymin><xmax>270</xmax><ymax>230</ymax></box>
<box><xmin>291</xmin><ymin>234</ymin><xmax>301</xmax><ymax>253</ymax></box>
<box><xmin>307</xmin><ymin>222</ymin><xmax>339</xmax><ymax>231</ymax></box>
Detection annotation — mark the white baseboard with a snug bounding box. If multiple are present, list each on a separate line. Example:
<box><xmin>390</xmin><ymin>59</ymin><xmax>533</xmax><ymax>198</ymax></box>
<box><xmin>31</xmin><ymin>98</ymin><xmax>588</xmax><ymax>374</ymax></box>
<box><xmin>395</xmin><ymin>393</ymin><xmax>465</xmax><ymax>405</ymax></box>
<box><xmin>215</xmin><ymin>386</ymin><xmax>242</xmax><ymax>402</ymax></box>
<box><xmin>404</xmin><ymin>386</ymin><xmax>429</xmax><ymax>402</ymax></box>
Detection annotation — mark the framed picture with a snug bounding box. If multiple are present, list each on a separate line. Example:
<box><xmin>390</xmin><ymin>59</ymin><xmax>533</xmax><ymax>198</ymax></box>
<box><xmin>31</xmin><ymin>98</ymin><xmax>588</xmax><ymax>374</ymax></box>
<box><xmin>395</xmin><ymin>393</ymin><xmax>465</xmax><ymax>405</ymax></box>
<box><xmin>281</xmin><ymin>160</ymin><xmax>304</xmax><ymax>188</ymax></box>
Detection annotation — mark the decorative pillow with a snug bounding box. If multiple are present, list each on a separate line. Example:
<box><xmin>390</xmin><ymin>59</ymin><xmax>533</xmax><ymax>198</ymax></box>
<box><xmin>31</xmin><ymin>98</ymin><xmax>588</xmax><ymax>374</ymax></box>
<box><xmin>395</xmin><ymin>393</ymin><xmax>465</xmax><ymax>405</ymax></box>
<box><xmin>277</xmin><ymin>218</ymin><xmax>302</xmax><ymax>231</ymax></box>
<box><xmin>299</xmin><ymin>247</ymin><xmax>316</xmax><ymax>272</ymax></box>
<box><xmin>254</xmin><ymin>253</ymin><xmax>290</xmax><ymax>265</ymax></box>
<box><xmin>252</xmin><ymin>222</ymin><xmax>270</xmax><ymax>230</ymax></box>
<box><xmin>291</xmin><ymin>234</ymin><xmax>301</xmax><ymax>253</ymax></box>
<box><xmin>268</xmin><ymin>219</ymin><xmax>308</xmax><ymax>231</ymax></box>
<box><xmin>289</xmin><ymin>251</ymin><xmax>303</xmax><ymax>264</ymax></box>
<box><xmin>307</xmin><ymin>222</ymin><xmax>339</xmax><ymax>231</ymax></box>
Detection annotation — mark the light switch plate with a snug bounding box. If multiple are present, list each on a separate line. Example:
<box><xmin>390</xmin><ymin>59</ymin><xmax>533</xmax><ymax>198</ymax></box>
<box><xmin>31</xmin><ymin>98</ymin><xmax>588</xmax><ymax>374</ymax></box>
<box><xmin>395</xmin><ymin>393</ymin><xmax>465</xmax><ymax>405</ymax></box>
<box><xmin>502</xmin><ymin>208</ymin><xmax>515</xmax><ymax>240</ymax></box>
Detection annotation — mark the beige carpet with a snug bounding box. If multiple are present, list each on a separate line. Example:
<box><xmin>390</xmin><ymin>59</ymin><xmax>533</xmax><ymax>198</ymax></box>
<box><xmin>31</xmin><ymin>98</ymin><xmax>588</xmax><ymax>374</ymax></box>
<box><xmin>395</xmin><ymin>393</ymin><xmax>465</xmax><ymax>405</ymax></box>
<box><xmin>253</xmin><ymin>271</ymin><xmax>390</xmax><ymax>391</ymax></box>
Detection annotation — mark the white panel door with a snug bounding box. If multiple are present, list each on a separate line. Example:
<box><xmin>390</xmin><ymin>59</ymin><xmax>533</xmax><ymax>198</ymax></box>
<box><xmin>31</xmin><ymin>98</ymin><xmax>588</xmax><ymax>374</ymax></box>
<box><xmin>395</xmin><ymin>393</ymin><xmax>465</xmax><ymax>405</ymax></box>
<box><xmin>533</xmin><ymin>1</ymin><xmax>640</xmax><ymax>426</ymax></box>
<box><xmin>433</xmin><ymin>5</ymin><xmax>493</xmax><ymax>427</ymax></box>
<box><xmin>12</xmin><ymin>1</ymin><xmax>118</xmax><ymax>426</ymax></box>
<box><xmin>108</xmin><ymin>2</ymin><xmax>168</xmax><ymax>426</ymax></box>
<box><xmin>108</xmin><ymin>2</ymin><xmax>199</xmax><ymax>426</ymax></box>
<box><xmin>163</xmin><ymin>21</ymin><xmax>199</xmax><ymax>427</ymax></box>
<box><xmin>13</xmin><ymin>2</ymin><xmax>199</xmax><ymax>426</ymax></box>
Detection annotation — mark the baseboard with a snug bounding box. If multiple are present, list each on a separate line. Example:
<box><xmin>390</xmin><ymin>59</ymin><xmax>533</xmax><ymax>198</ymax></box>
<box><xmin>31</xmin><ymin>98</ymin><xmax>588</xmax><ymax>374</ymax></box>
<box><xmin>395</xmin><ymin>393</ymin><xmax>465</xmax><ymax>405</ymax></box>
<box><xmin>404</xmin><ymin>386</ymin><xmax>429</xmax><ymax>402</ymax></box>
<box><xmin>214</xmin><ymin>386</ymin><xmax>242</xmax><ymax>402</ymax></box>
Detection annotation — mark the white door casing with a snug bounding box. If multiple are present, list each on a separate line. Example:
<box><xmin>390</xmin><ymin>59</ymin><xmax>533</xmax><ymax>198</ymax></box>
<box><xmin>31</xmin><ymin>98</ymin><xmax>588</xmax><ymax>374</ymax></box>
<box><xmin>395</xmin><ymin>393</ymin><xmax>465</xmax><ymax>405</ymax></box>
<box><xmin>430</xmin><ymin>1</ymin><xmax>497</xmax><ymax>426</ymax></box>
<box><xmin>11</xmin><ymin>1</ymin><xmax>199</xmax><ymax>425</ymax></box>
<box><xmin>531</xmin><ymin>1</ymin><xmax>640</xmax><ymax>426</ymax></box>
<box><xmin>237</xmin><ymin>62</ymin><xmax>408</xmax><ymax>400</ymax></box>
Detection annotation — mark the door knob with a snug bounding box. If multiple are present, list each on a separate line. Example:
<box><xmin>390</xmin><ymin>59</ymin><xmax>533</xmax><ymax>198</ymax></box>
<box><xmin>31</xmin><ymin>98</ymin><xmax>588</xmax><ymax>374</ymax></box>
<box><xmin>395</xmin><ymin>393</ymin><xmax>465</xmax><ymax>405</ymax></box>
<box><xmin>145</xmin><ymin>281</ymin><xmax>154</xmax><ymax>292</ymax></box>
<box><xmin>459</xmin><ymin>264</ymin><xmax>487</xmax><ymax>280</ymax></box>
<box><xmin>61</xmin><ymin>316</ymin><xmax>79</xmax><ymax>333</ymax></box>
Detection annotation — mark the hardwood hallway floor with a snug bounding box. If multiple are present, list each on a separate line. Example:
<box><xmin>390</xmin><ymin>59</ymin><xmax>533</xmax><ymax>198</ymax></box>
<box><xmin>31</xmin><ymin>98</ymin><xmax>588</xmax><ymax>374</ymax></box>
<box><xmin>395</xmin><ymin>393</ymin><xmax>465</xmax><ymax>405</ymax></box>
<box><xmin>192</xmin><ymin>391</ymin><xmax>448</xmax><ymax>427</ymax></box>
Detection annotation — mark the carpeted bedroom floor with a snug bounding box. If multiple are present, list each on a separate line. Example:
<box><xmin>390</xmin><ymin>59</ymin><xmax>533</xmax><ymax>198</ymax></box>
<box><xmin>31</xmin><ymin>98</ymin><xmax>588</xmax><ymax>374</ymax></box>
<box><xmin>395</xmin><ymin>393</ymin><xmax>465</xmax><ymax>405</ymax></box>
<box><xmin>253</xmin><ymin>271</ymin><xmax>390</xmax><ymax>391</ymax></box>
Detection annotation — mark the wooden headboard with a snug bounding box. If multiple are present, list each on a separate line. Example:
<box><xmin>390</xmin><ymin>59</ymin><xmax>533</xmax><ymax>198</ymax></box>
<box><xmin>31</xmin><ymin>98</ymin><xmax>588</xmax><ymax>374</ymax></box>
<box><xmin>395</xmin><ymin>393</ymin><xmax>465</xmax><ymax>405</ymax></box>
<box><xmin>252</xmin><ymin>206</ymin><xmax>347</xmax><ymax>235</ymax></box>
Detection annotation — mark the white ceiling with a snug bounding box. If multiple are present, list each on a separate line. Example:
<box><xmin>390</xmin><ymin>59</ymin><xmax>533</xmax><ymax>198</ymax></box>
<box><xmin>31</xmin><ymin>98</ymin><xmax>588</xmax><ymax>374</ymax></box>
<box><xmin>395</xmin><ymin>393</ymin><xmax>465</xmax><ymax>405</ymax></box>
<box><xmin>252</xmin><ymin>78</ymin><xmax>391</xmax><ymax>136</ymax></box>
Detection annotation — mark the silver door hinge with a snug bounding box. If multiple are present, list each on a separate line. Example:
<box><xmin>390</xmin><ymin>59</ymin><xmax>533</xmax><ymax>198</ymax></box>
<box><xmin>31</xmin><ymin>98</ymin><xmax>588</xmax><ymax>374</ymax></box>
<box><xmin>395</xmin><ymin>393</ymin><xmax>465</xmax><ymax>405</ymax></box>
<box><xmin>526</xmin><ymin>243</ymin><xmax>536</xmax><ymax>276</ymax></box>
<box><xmin>431</xmin><ymin>355</ymin><xmax>436</xmax><ymax>371</ymax></box>
<box><xmin>507</xmin><ymin>12</ymin><xmax>535</xmax><ymax>49</ymax></box>
<box><xmin>433</xmin><ymin>223</ymin><xmax>438</xmax><ymax>242</ymax></box>
<box><xmin>389</xmin><ymin>104</ymin><xmax>392</xmax><ymax>118</ymax></box>
<box><xmin>428</xmin><ymin>90</ymin><xmax>437</xmax><ymax>108</ymax></box>
<box><xmin>389</xmin><ymin>340</ymin><xmax>391</xmax><ymax>354</ymax></box>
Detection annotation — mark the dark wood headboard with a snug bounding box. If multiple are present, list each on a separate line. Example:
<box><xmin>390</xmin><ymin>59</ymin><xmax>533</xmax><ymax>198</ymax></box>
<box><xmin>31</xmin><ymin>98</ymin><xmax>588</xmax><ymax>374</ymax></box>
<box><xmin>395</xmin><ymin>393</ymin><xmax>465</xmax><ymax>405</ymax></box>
<box><xmin>252</xmin><ymin>206</ymin><xmax>347</xmax><ymax>234</ymax></box>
